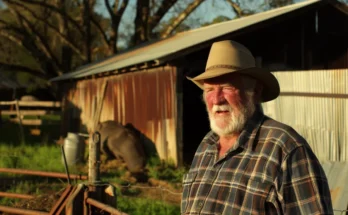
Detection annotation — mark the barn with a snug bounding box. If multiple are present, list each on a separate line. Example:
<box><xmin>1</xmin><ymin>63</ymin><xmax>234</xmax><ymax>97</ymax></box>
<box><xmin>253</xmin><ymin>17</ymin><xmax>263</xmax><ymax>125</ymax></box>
<box><xmin>51</xmin><ymin>0</ymin><xmax>348</xmax><ymax>168</ymax></box>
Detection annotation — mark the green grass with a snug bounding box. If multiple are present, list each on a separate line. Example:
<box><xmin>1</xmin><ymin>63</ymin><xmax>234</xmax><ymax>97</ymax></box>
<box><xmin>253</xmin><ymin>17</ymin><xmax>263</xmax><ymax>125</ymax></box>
<box><xmin>0</xmin><ymin>118</ymin><xmax>185</xmax><ymax>213</ymax></box>
<box><xmin>117</xmin><ymin>196</ymin><xmax>180</xmax><ymax>215</ymax></box>
<box><xmin>147</xmin><ymin>157</ymin><xmax>187</xmax><ymax>184</ymax></box>
<box><xmin>0</xmin><ymin>120</ymin><xmax>61</xmax><ymax>146</ymax></box>
<box><xmin>0</xmin><ymin>144</ymin><xmax>68</xmax><ymax>172</ymax></box>
<box><xmin>0</xmin><ymin>143</ymin><xmax>83</xmax><ymax>206</ymax></box>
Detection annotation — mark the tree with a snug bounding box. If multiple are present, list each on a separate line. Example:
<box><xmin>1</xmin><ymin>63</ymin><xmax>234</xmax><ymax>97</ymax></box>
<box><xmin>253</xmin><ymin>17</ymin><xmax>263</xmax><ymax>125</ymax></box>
<box><xmin>0</xmin><ymin>0</ymin><xmax>309</xmax><ymax>88</ymax></box>
<box><xmin>0</xmin><ymin>0</ymin><xmax>206</xmax><ymax>84</ymax></box>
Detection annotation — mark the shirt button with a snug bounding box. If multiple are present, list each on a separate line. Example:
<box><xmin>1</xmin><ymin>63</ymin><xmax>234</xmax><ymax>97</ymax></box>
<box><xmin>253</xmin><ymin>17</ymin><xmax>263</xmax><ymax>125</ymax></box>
<box><xmin>196</xmin><ymin>201</ymin><xmax>204</xmax><ymax>209</ymax></box>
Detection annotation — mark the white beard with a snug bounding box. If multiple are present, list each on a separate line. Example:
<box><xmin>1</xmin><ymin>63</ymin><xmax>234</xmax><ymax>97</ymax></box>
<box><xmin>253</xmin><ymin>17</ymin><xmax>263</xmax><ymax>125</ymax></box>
<box><xmin>207</xmin><ymin>93</ymin><xmax>255</xmax><ymax>137</ymax></box>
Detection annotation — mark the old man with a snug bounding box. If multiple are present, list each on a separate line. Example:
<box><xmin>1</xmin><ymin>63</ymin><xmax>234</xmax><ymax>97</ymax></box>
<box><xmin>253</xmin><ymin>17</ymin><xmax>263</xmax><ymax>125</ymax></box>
<box><xmin>181</xmin><ymin>40</ymin><xmax>333</xmax><ymax>214</ymax></box>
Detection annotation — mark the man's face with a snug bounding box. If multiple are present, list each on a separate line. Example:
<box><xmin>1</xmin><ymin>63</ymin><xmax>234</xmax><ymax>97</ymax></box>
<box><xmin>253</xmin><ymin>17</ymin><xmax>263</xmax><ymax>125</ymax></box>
<box><xmin>203</xmin><ymin>73</ymin><xmax>256</xmax><ymax>137</ymax></box>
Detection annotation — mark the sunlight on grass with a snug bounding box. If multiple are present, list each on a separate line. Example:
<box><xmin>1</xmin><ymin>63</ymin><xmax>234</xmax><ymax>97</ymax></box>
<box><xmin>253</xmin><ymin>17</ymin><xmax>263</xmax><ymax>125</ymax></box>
<box><xmin>0</xmin><ymin>120</ymin><xmax>184</xmax><ymax>213</ymax></box>
<box><xmin>117</xmin><ymin>196</ymin><xmax>180</xmax><ymax>215</ymax></box>
<box><xmin>0</xmin><ymin>144</ymin><xmax>68</xmax><ymax>173</ymax></box>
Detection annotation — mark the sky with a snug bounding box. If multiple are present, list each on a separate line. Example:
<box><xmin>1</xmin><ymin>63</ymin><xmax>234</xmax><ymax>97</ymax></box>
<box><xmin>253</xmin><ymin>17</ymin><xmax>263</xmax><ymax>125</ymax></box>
<box><xmin>94</xmin><ymin>0</ymin><xmax>237</xmax><ymax>25</ymax></box>
<box><xmin>93</xmin><ymin>0</ymin><xmax>308</xmax><ymax>46</ymax></box>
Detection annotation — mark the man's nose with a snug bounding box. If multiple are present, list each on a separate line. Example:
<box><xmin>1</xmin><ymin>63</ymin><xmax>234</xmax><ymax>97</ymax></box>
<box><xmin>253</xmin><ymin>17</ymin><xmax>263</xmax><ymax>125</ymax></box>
<box><xmin>211</xmin><ymin>90</ymin><xmax>225</xmax><ymax>104</ymax></box>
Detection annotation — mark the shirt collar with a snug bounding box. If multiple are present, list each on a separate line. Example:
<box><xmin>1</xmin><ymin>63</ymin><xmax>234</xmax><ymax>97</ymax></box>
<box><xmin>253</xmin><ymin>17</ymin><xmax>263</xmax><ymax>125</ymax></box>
<box><xmin>237</xmin><ymin>110</ymin><xmax>265</xmax><ymax>150</ymax></box>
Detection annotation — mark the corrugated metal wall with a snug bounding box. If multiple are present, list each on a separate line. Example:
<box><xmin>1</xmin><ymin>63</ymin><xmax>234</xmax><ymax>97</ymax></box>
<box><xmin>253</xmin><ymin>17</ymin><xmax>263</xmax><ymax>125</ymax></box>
<box><xmin>262</xmin><ymin>69</ymin><xmax>348</xmax><ymax>162</ymax></box>
<box><xmin>322</xmin><ymin>161</ymin><xmax>348</xmax><ymax>214</ymax></box>
<box><xmin>64</xmin><ymin>66</ymin><xmax>178</xmax><ymax>164</ymax></box>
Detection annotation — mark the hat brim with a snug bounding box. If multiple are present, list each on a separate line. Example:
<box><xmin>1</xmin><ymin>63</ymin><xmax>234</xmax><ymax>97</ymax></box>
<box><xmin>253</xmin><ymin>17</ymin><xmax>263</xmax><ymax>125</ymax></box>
<box><xmin>187</xmin><ymin>67</ymin><xmax>280</xmax><ymax>102</ymax></box>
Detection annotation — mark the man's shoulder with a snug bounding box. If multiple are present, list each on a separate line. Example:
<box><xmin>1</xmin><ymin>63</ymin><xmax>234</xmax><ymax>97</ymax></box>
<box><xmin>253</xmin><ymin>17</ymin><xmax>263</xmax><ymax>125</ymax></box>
<box><xmin>259</xmin><ymin>115</ymin><xmax>308</xmax><ymax>153</ymax></box>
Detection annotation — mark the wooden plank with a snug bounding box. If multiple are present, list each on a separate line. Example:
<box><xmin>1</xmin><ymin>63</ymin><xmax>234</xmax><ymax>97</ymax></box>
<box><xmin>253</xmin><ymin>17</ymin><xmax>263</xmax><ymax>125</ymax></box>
<box><xmin>9</xmin><ymin>118</ymin><xmax>42</xmax><ymax>125</ymax></box>
<box><xmin>93</xmin><ymin>81</ymin><xmax>108</xmax><ymax>131</ymax></box>
<box><xmin>1</xmin><ymin>110</ymin><xmax>61</xmax><ymax>116</ymax></box>
<box><xmin>0</xmin><ymin>101</ymin><xmax>61</xmax><ymax>107</ymax></box>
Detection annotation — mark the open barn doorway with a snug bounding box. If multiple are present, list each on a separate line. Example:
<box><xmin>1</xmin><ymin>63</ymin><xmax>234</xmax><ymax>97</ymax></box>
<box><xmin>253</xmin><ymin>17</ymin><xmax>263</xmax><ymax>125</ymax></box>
<box><xmin>182</xmin><ymin>68</ymin><xmax>210</xmax><ymax>166</ymax></box>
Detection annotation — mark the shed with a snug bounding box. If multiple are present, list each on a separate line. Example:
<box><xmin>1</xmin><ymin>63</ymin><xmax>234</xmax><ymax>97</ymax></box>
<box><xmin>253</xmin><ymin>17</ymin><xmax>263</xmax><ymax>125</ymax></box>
<box><xmin>51</xmin><ymin>0</ymin><xmax>348</xmax><ymax>167</ymax></box>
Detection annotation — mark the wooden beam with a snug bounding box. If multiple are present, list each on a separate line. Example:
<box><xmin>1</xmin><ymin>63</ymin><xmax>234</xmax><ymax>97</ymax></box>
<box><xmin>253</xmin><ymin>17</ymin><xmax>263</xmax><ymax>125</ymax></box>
<box><xmin>15</xmin><ymin>100</ymin><xmax>25</xmax><ymax>144</ymax></box>
<box><xmin>0</xmin><ymin>101</ymin><xmax>61</xmax><ymax>107</ymax></box>
<box><xmin>9</xmin><ymin>118</ymin><xmax>42</xmax><ymax>126</ymax></box>
<box><xmin>1</xmin><ymin>110</ymin><xmax>61</xmax><ymax>116</ymax></box>
<box><xmin>92</xmin><ymin>81</ymin><xmax>108</xmax><ymax>131</ymax></box>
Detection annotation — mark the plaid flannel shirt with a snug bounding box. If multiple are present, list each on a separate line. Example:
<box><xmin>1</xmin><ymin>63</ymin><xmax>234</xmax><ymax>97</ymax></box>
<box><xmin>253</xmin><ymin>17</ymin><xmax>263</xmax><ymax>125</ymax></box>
<box><xmin>181</xmin><ymin>111</ymin><xmax>333</xmax><ymax>215</ymax></box>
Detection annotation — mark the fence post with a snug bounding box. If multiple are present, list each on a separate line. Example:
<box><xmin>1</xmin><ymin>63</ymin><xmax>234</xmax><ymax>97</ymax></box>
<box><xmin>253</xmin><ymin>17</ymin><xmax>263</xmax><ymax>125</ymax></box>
<box><xmin>15</xmin><ymin>99</ymin><xmax>25</xmax><ymax>144</ymax></box>
<box><xmin>88</xmin><ymin>132</ymin><xmax>101</xmax><ymax>184</ymax></box>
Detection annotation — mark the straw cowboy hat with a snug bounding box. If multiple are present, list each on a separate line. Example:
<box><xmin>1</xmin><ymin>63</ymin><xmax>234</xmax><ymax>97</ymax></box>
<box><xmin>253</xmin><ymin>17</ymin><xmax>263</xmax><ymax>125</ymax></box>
<box><xmin>187</xmin><ymin>40</ymin><xmax>280</xmax><ymax>102</ymax></box>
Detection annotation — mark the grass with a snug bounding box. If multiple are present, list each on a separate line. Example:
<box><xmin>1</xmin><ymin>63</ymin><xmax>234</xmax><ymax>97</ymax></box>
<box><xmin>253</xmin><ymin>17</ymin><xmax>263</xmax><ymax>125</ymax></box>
<box><xmin>0</xmin><ymin>116</ymin><xmax>61</xmax><ymax>146</ymax></box>
<box><xmin>0</xmin><ymin>117</ymin><xmax>186</xmax><ymax>214</ymax></box>
<box><xmin>0</xmin><ymin>144</ymin><xmax>78</xmax><ymax>172</ymax></box>
<box><xmin>117</xmin><ymin>196</ymin><xmax>180</xmax><ymax>215</ymax></box>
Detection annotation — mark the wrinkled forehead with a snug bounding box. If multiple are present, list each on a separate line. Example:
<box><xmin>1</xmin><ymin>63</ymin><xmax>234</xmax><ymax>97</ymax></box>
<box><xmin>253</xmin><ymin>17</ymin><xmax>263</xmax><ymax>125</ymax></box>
<box><xmin>203</xmin><ymin>73</ymin><xmax>253</xmax><ymax>87</ymax></box>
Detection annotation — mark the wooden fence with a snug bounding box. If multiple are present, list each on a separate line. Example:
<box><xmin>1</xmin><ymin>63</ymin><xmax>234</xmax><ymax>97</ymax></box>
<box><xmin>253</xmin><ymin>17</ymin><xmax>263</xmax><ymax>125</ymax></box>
<box><xmin>0</xmin><ymin>100</ymin><xmax>61</xmax><ymax>125</ymax></box>
<box><xmin>0</xmin><ymin>100</ymin><xmax>62</xmax><ymax>141</ymax></box>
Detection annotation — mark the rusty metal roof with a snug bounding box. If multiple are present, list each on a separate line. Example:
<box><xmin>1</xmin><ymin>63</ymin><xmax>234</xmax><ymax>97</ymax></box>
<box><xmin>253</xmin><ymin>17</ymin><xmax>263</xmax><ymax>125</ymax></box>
<box><xmin>321</xmin><ymin>161</ymin><xmax>348</xmax><ymax>214</ymax></box>
<box><xmin>50</xmin><ymin>0</ymin><xmax>345</xmax><ymax>82</ymax></box>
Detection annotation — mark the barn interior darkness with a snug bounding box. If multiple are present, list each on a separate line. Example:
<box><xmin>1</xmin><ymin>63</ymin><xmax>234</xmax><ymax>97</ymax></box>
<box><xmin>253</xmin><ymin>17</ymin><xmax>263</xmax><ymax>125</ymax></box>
<box><xmin>180</xmin><ymin>3</ymin><xmax>347</xmax><ymax>165</ymax></box>
<box><xmin>182</xmin><ymin>47</ymin><xmax>211</xmax><ymax>165</ymax></box>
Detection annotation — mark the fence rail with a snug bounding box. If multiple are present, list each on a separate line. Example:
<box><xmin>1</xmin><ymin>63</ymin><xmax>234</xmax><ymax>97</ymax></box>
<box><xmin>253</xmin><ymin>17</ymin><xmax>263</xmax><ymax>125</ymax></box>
<box><xmin>0</xmin><ymin>99</ymin><xmax>62</xmax><ymax>140</ymax></box>
<box><xmin>0</xmin><ymin>101</ymin><xmax>61</xmax><ymax>107</ymax></box>
<box><xmin>0</xmin><ymin>132</ymin><xmax>129</xmax><ymax>215</ymax></box>
<box><xmin>1</xmin><ymin>110</ymin><xmax>61</xmax><ymax>116</ymax></box>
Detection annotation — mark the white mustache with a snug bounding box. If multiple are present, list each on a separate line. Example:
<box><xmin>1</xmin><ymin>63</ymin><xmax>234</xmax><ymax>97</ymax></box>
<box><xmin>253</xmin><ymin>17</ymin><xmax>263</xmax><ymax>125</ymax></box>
<box><xmin>212</xmin><ymin>105</ymin><xmax>232</xmax><ymax>113</ymax></box>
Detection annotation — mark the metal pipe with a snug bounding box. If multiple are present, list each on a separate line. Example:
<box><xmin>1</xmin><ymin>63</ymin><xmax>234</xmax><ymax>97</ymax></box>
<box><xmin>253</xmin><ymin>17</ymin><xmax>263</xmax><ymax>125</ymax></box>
<box><xmin>86</xmin><ymin>198</ymin><xmax>128</xmax><ymax>215</ymax></box>
<box><xmin>49</xmin><ymin>185</ymin><xmax>73</xmax><ymax>215</ymax></box>
<box><xmin>61</xmin><ymin>145</ymin><xmax>71</xmax><ymax>185</ymax></box>
<box><xmin>78</xmin><ymin>133</ymin><xmax>89</xmax><ymax>137</ymax></box>
<box><xmin>0</xmin><ymin>205</ymin><xmax>49</xmax><ymax>215</ymax></box>
<box><xmin>0</xmin><ymin>191</ymin><xmax>34</xmax><ymax>199</ymax></box>
<box><xmin>0</xmin><ymin>168</ymin><xmax>87</xmax><ymax>180</ymax></box>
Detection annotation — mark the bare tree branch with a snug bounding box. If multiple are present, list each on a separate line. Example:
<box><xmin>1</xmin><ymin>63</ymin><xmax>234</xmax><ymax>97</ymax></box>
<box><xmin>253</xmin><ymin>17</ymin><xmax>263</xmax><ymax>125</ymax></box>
<box><xmin>5</xmin><ymin>0</ymin><xmax>86</xmax><ymax>60</ymax></box>
<box><xmin>149</xmin><ymin>0</ymin><xmax>177</xmax><ymax>30</ymax></box>
<box><xmin>161</xmin><ymin>0</ymin><xmax>204</xmax><ymax>38</ymax></box>
<box><xmin>4</xmin><ymin>0</ymin><xmax>84</xmax><ymax>36</ymax></box>
<box><xmin>8</xmin><ymin>6</ymin><xmax>60</xmax><ymax>68</ymax></box>
<box><xmin>0</xmin><ymin>62</ymin><xmax>46</xmax><ymax>79</ymax></box>
<box><xmin>105</xmin><ymin>0</ymin><xmax>129</xmax><ymax>53</ymax></box>
<box><xmin>0</xmin><ymin>0</ymin><xmax>213</xmax><ymax>83</ymax></box>
<box><xmin>0</xmin><ymin>18</ymin><xmax>62</xmax><ymax>77</ymax></box>
<box><xmin>0</xmin><ymin>30</ymin><xmax>23</xmax><ymax>46</ymax></box>
<box><xmin>105</xmin><ymin>0</ymin><xmax>114</xmax><ymax>16</ymax></box>
<box><xmin>226</xmin><ymin>0</ymin><xmax>243</xmax><ymax>17</ymax></box>
<box><xmin>134</xmin><ymin>0</ymin><xmax>150</xmax><ymax>44</ymax></box>
<box><xmin>90</xmin><ymin>16</ymin><xmax>110</xmax><ymax>47</ymax></box>
<box><xmin>83</xmin><ymin>0</ymin><xmax>92</xmax><ymax>62</ymax></box>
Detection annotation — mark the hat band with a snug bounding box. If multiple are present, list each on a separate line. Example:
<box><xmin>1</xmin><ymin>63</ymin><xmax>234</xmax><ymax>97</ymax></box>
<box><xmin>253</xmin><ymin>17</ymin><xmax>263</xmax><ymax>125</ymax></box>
<box><xmin>206</xmin><ymin>64</ymin><xmax>242</xmax><ymax>71</ymax></box>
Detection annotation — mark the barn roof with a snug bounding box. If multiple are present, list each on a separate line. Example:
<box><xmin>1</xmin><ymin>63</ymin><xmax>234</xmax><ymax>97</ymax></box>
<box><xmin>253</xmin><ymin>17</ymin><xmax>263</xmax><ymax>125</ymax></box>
<box><xmin>50</xmin><ymin>0</ymin><xmax>347</xmax><ymax>82</ymax></box>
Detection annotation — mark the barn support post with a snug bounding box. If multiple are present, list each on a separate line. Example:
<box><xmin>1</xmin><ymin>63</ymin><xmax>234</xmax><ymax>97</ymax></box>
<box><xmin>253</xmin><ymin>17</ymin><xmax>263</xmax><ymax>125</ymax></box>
<box><xmin>88</xmin><ymin>131</ymin><xmax>101</xmax><ymax>184</ymax></box>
